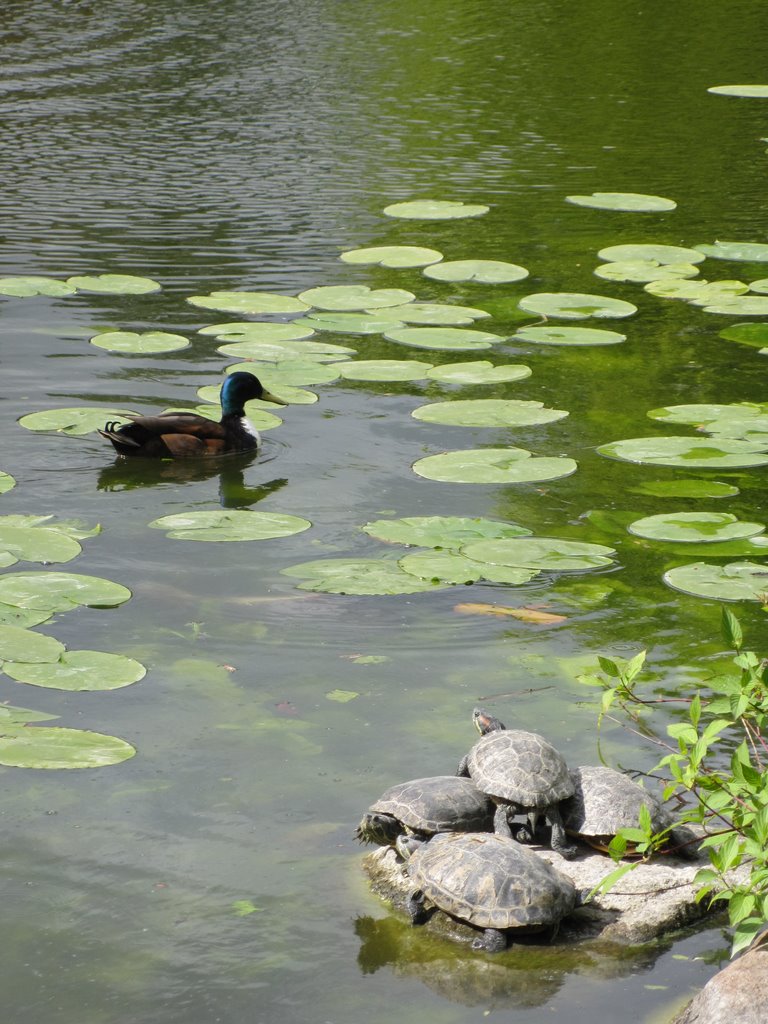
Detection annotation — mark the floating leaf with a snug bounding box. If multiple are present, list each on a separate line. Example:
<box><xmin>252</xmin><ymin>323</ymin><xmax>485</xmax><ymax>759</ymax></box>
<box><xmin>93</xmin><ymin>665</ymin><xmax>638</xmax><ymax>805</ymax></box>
<box><xmin>192</xmin><ymin>405</ymin><xmax>282</xmax><ymax>430</ymax></box>
<box><xmin>647</xmin><ymin>403</ymin><xmax>768</xmax><ymax>438</ymax></box>
<box><xmin>281</xmin><ymin>558</ymin><xmax>448</xmax><ymax>595</ymax></box>
<box><xmin>645</xmin><ymin>279</ymin><xmax>748</xmax><ymax>302</ymax></box>
<box><xmin>361</xmin><ymin>515</ymin><xmax>531</xmax><ymax>548</ymax></box>
<box><xmin>0</xmin><ymin>704</ymin><xmax>59</xmax><ymax>726</ymax></box>
<box><xmin>454</xmin><ymin>602</ymin><xmax>566</xmax><ymax>623</ymax></box>
<box><xmin>187</xmin><ymin>292</ymin><xmax>309</xmax><ymax>314</ymax></box>
<box><xmin>630</xmin><ymin>479</ymin><xmax>739</xmax><ymax>499</ymax></box>
<box><xmin>148</xmin><ymin>510</ymin><xmax>311</xmax><ymax>542</ymax></box>
<box><xmin>0</xmin><ymin>624</ymin><xmax>65</xmax><ymax>663</ymax></box>
<box><xmin>701</xmin><ymin>296</ymin><xmax>768</xmax><ymax>315</ymax></box>
<box><xmin>349</xmin><ymin>655</ymin><xmax>389</xmax><ymax>664</ymax></box>
<box><xmin>0</xmin><ymin>472</ymin><xmax>16</xmax><ymax>494</ymax></box>
<box><xmin>412</xmin><ymin>399</ymin><xmax>568</xmax><ymax>427</ymax></box>
<box><xmin>215</xmin><ymin>355</ymin><xmax>339</xmax><ymax>386</ymax></box>
<box><xmin>0</xmin><ymin>276</ymin><xmax>76</xmax><ymax>297</ymax></box>
<box><xmin>336</xmin><ymin>360</ymin><xmax>433</xmax><ymax>381</ymax></box>
<box><xmin>423</xmin><ymin>260</ymin><xmax>529</xmax><ymax>284</ymax></box>
<box><xmin>398</xmin><ymin>551</ymin><xmax>483</xmax><ymax>584</ymax></box>
<box><xmin>3</xmin><ymin>650</ymin><xmax>146</xmax><ymax>690</ymax></box>
<box><xmin>198</xmin><ymin>321</ymin><xmax>315</xmax><ymax>342</ymax></box>
<box><xmin>425</xmin><ymin>361</ymin><xmax>531</xmax><ymax>384</ymax></box>
<box><xmin>0</xmin><ymin>524</ymin><xmax>82</xmax><ymax>565</ymax></box>
<box><xmin>412</xmin><ymin>448</ymin><xmax>578</xmax><ymax>483</ymax></box>
<box><xmin>0</xmin><ymin>604</ymin><xmax>54</xmax><ymax>629</ymax></box>
<box><xmin>232</xmin><ymin>900</ymin><xmax>263</xmax><ymax>916</ymax></box>
<box><xmin>512</xmin><ymin>325</ymin><xmax>625</xmax><ymax>346</ymax></box>
<box><xmin>707</xmin><ymin>85</ymin><xmax>768</xmax><ymax>97</ymax></box>
<box><xmin>67</xmin><ymin>273</ymin><xmax>160</xmax><ymax>294</ymax></box>
<box><xmin>200</xmin><ymin>380</ymin><xmax>318</xmax><ymax>406</ymax></box>
<box><xmin>382</xmin><ymin>199</ymin><xmax>489</xmax><ymax>220</ymax></box>
<box><xmin>370</xmin><ymin>303</ymin><xmax>490</xmax><ymax>325</ymax></box>
<box><xmin>90</xmin><ymin>331</ymin><xmax>189</xmax><ymax>354</ymax></box>
<box><xmin>597</xmin><ymin>436</ymin><xmax>768</xmax><ymax>468</ymax></box>
<box><xmin>325</xmin><ymin>688</ymin><xmax>359</xmax><ymax>702</ymax></box>
<box><xmin>297</xmin><ymin>285</ymin><xmax>414</xmax><ymax>311</ymax></box>
<box><xmin>462</xmin><ymin>537</ymin><xmax>616</xmax><ymax>572</ymax></box>
<box><xmin>339</xmin><ymin>246</ymin><xmax>443</xmax><ymax>268</ymax></box>
<box><xmin>597</xmin><ymin>244</ymin><xmax>705</xmax><ymax>265</ymax></box>
<box><xmin>0</xmin><ymin>572</ymin><xmax>131</xmax><ymax>613</ymax></box>
<box><xmin>19</xmin><ymin>407</ymin><xmax>136</xmax><ymax>436</ymax></box>
<box><xmin>291</xmin><ymin>313</ymin><xmax>403</xmax><ymax>334</ymax></box>
<box><xmin>663</xmin><ymin>561</ymin><xmax>768</xmax><ymax>602</ymax></box>
<box><xmin>518</xmin><ymin>293</ymin><xmax>637</xmax><ymax>320</ymax></box>
<box><xmin>719</xmin><ymin>323</ymin><xmax>768</xmax><ymax>348</ymax></box>
<box><xmin>383</xmin><ymin>327</ymin><xmax>504</xmax><ymax>351</ymax></box>
<box><xmin>629</xmin><ymin>512</ymin><xmax>764</xmax><ymax>544</ymax></box>
<box><xmin>214</xmin><ymin>338</ymin><xmax>353</xmax><ymax>363</ymax></box>
<box><xmin>749</xmin><ymin>279</ymin><xmax>768</xmax><ymax>294</ymax></box>
<box><xmin>694</xmin><ymin>241</ymin><xmax>768</xmax><ymax>263</ymax></box>
<box><xmin>0</xmin><ymin>726</ymin><xmax>136</xmax><ymax>769</ymax></box>
<box><xmin>595</xmin><ymin>260</ymin><xmax>699</xmax><ymax>283</ymax></box>
<box><xmin>566</xmin><ymin>192</ymin><xmax>676</xmax><ymax>212</ymax></box>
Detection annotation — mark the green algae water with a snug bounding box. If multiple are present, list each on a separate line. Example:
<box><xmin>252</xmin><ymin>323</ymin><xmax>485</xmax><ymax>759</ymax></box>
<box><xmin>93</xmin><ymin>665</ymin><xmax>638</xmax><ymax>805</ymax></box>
<box><xmin>1</xmin><ymin>1</ymin><xmax>767</xmax><ymax>1020</ymax></box>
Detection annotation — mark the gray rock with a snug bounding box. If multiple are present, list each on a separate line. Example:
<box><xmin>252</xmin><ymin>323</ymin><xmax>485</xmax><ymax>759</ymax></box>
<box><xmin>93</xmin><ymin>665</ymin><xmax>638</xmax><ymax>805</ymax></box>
<box><xmin>671</xmin><ymin>948</ymin><xmax>768</xmax><ymax>1024</ymax></box>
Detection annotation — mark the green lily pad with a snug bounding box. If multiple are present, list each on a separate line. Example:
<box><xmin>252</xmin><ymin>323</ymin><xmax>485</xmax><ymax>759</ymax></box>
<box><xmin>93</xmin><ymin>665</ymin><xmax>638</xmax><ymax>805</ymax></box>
<box><xmin>701</xmin><ymin>297</ymin><xmax>768</xmax><ymax>315</ymax></box>
<box><xmin>198</xmin><ymin>322</ymin><xmax>315</xmax><ymax>342</ymax></box>
<box><xmin>336</xmin><ymin>360</ymin><xmax>433</xmax><ymax>381</ymax></box>
<box><xmin>340</xmin><ymin>245</ymin><xmax>443</xmax><ymax>267</ymax></box>
<box><xmin>749</xmin><ymin>279</ymin><xmax>768</xmax><ymax>294</ymax></box>
<box><xmin>0</xmin><ymin>604</ymin><xmax>54</xmax><ymax>629</ymax></box>
<box><xmin>629</xmin><ymin>512</ymin><xmax>764</xmax><ymax>543</ymax></box>
<box><xmin>719</xmin><ymin>323</ymin><xmax>768</xmax><ymax>348</ymax></box>
<box><xmin>0</xmin><ymin>726</ymin><xmax>136</xmax><ymax>769</ymax></box>
<box><xmin>382</xmin><ymin>200</ymin><xmax>489</xmax><ymax>220</ymax></box>
<box><xmin>215</xmin><ymin>354</ymin><xmax>340</xmax><ymax>386</ymax></box>
<box><xmin>0</xmin><ymin>704</ymin><xmax>59</xmax><ymax>726</ymax></box>
<box><xmin>566</xmin><ymin>192</ymin><xmax>677</xmax><ymax>212</ymax></box>
<box><xmin>213</xmin><ymin>338</ymin><xmax>353</xmax><ymax>363</ymax></box>
<box><xmin>423</xmin><ymin>260</ymin><xmax>529</xmax><ymax>284</ymax></box>
<box><xmin>90</xmin><ymin>331</ymin><xmax>189</xmax><ymax>354</ymax></box>
<box><xmin>292</xmin><ymin>313</ymin><xmax>404</xmax><ymax>334</ymax></box>
<box><xmin>518</xmin><ymin>293</ymin><xmax>637</xmax><ymax>320</ymax></box>
<box><xmin>0</xmin><ymin>472</ymin><xmax>16</xmax><ymax>494</ymax></box>
<box><xmin>383</xmin><ymin>327</ymin><xmax>504</xmax><ymax>351</ymax></box>
<box><xmin>281</xmin><ymin>558</ymin><xmax>448</xmax><ymax>595</ymax></box>
<box><xmin>663</xmin><ymin>561</ymin><xmax>768</xmax><ymax>601</ymax></box>
<box><xmin>370</xmin><ymin>303</ymin><xmax>490</xmax><ymax>325</ymax></box>
<box><xmin>398</xmin><ymin>551</ymin><xmax>484</xmax><ymax>584</ymax></box>
<box><xmin>597</xmin><ymin>244</ymin><xmax>706</xmax><ymax>265</ymax></box>
<box><xmin>200</xmin><ymin>380</ymin><xmax>318</xmax><ymax>406</ymax></box>
<box><xmin>0</xmin><ymin>276</ymin><xmax>77</xmax><ymax>297</ymax></box>
<box><xmin>3</xmin><ymin>650</ymin><xmax>146</xmax><ymax>690</ymax></box>
<box><xmin>67</xmin><ymin>274</ymin><xmax>160</xmax><ymax>294</ymax></box>
<box><xmin>297</xmin><ymin>286</ymin><xmax>415</xmax><ymax>311</ymax></box>
<box><xmin>630</xmin><ymin>479</ymin><xmax>740</xmax><ymax>499</ymax></box>
<box><xmin>148</xmin><ymin>509</ymin><xmax>311</xmax><ymax>541</ymax></box>
<box><xmin>362</xmin><ymin>515</ymin><xmax>531</xmax><ymax>548</ymax></box>
<box><xmin>0</xmin><ymin>524</ymin><xmax>82</xmax><ymax>565</ymax></box>
<box><xmin>425</xmin><ymin>361</ymin><xmax>532</xmax><ymax>384</ymax></box>
<box><xmin>462</xmin><ymin>537</ymin><xmax>616</xmax><ymax>571</ymax></box>
<box><xmin>645</xmin><ymin>279</ymin><xmax>749</xmax><ymax>302</ymax></box>
<box><xmin>412</xmin><ymin>448</ymin><xmax>578</xmax><ymax>483</ymax></box>
<box><xmin>594</xmin><ymin>260</ymin><xmax>699</xmax><ymax>284</ymax></box>
<box><xmin>708</xmin><ymin>84</ymin><xmax>768</xmax><ymax>97</ymax></box>
<box><xmin>597</xmin><ymin>436</ymin><xmax>768</xmax><ymax>468</ymax></box>
<box><xmin>0</xmin><ymin>572</ymin><xmax>132</xmax><ymax>613</ymax></box>
<box><xmin>694</xmin><ymin>241</ymin><xmax>768</xmax><ymax>262</ymax></box>
<box><xmin>0</xmin><ymin>625</ymin><xmax>65</xmax><ymax>663</ymax></box>
<box><xmin>325</xmin><ymin>689</ymin><xmax>359</xmax><ymax>702</ymax></box>
<box><xmin>19</xmin><ymin>407</ymin><xmax>137</xmax><ymax>436</ymax></box>
<box><xmin>187</xmin><ymin>291</ymin><xmax>310</xmax><ymax>314</ymax></box>
<box><xmin>192</xmin><ymin>405</ymin><xmax>282</xmax><ymax>430</ymax></box>
<box><xmin>412</xmin><ymin>399</ymin><xmax>568</xmax><ymax>427</ymax></box>
<box><xmin>512</xmin><ymin>325</ymin><xmax>626</xmax><ymax>346</ymax></box>
<box><xmin>648</xmin><ymin>403</ymin><xmax>768</xmax><ymax>438</ymax></box>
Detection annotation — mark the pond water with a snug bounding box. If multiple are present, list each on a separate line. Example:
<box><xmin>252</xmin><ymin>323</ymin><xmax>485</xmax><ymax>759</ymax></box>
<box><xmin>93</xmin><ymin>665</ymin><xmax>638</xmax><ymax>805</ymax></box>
<box><xmin>1</xmin><ymin>1</ymin><xmax>767</xmax><ymax>1021</ymax></box>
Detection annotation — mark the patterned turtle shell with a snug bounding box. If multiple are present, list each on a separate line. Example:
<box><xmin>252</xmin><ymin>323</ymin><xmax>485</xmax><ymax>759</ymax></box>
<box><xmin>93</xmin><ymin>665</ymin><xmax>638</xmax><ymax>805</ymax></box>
<box><xmin>560</xmin><ymin>765</ymin><xmax>672</xmax><ymax>840</ymax></box>
<box><xmin>467</xmin><ymin>729</ymin><xmax>574</xmax><ymax>807</ymax></box>
<box><xmin>356</xmin><ymin>775</ymin><xmax>494</xmax><ymax>844</ymax></box>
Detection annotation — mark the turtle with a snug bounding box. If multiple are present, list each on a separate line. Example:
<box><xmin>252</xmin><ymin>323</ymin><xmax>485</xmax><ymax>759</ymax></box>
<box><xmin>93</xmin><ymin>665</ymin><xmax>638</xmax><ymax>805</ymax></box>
<box><xmin>560</xmin><ymin>765</ymin><xmax>699</xmax><ymax>859</ymax></box>
<box><xmin>457</xmin><ymin>708</ymin><xmax>577</xmax><ymax>859</ymax></box>
<box><xmin>395</xmin><ymin>830</ymin><xmax>577</xmax><ymax>952</ymax></box>
<box><xmin>355</xmin><ymin>775</ymin><xmax>495</xmax><ymax>846</ymax></box>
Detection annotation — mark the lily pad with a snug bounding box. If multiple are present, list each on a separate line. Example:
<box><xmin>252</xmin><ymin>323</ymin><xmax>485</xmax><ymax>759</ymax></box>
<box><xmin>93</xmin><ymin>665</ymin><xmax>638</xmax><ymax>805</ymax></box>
<box><xmin>148</xmin><ymin>509</ymin><xmax>311</xmax><ymax>541</ymax></box>
<box><xmin>398</xmin><ymin>551</ymin><xmax>484</xmax><ymax>584</ymax></box>
<box><xmin>340</xmin><ymin>246</ymin><xmax>443</xmax><ymax>268</ymax></box>
<box><xmin>336</xmin><ymin>360</ymin><xmax>433</xmax><ymax>381</ymax></box>
<box><xmin>0</xmin><ymin>276</ymin><xmax>77</xmax><ymax>297</ymax></box>
<box><xmin>281</xmin><ymin>558</ymin><xmax>448</xmax><ymax>595</ymax></box>
<box><xmin>0</xmin><ymin>624</ymin><xmax>65</xmax><ymax>663</ymax></box>
<box><xmin>423</xmin><ymin>260</ymin><xmax>529</xmax><ymax>284</ymax></box>
<box><xmin>67</xmin><ymin>274</ymin><xmax>160</xmax><ymax>294</ymax></box>
<box><xmin>518</xmin><ymin>293</ymin><xmax>637</xmax><ymax>320</ymax></box>
<box><xmin>0</xmin><ymin>472</ymin><xmax>16</xmax><ymax>494</ymax></box>
<box><xmin>597</xmin><ymin>244</ymin><xmax>706</xmax><ymax>265</ymax></box>
<box><xmin>200</xmin><ymin>380</ymin><xmax>318</xmax><ymax>406</ymax></box>
<box><xmin>628</xmin><ymin>512</ymin><xmax>764</xmax><ymax>544</ymax></box>
<box><xmin>215</xmin><ymin>354</ymin><xmax>339</xmax><ymax>386</ymax></box>
<box><xmin>663</xmin><ymin>561</ymin><xmax>768</xmax><ymax>602</ymax></box>
<box><xmin>645</xmin><ymin>279</ymin><xmax>748</xmax><ymax>302</ymax></box>
<box><xmin>694</xmin><ymin>242</ymin><xmax>768</xmax><ymax>263</ymax></box>
<box><xmin>292</xmin><ymin>313</ymin><xmax>404</xmax><ymax>334</ymax></box>
<box><xmin>719</xmin><ymin>323</ymin><xmax>768</xmax><ymax>348</ymax></box>
<box><xmin>213</xmin><ymin>338</ymin><xmax>353</xmax><ymax>363</ymax></box>
<box><xmin>512</xmin><ymin>326</ymin><xmax>625</xmax><ymax>346</ymax></box>
<box><xmin>0</xmin><ymin>572</ymin><xmax>132</xmax><ymax>613</ymax></box>
<box><xmin>382</xmin><ymin>200</ymin><xmax>489</xmax><ymax>220</ymax></box>
<box><xmin>701</xmin><ymin>297</ymin><xmax>768</xmax><ymax>315</ymax></box>
<box><xmin>566</xmin><ymin>192</ymin><xmax>676</xmax><ymax>212</ymax></box>
<box><xmin>361</xmin><ymin>515</ymin><xmax>531</xmax><ymax>548</ymax></box>
<box><xmin>370</xmin><ymin>303</ymin><xmax>490</xmax><ymax>325</ymax></box>
<box><xmin>411</xmin><ymin>399</ymin><xmax>568</xmax><ymax>427</ymax></box>
<box><xmin>383</xmin><ymin>327</ymin><xmax>504</xmax><ymax>351</ymax></box>
<box><xmin>90</xmin><ymin>331</ymin><xmax>189</xmax><ymax>354</ymax></box>
<box><xmin>0</xmin><ymin>524</ymin><xmax>82</xmax><ymax>565</ymax></box>
<box><xmin>462</xmin><ymin>537</ymin><xmax>616</xmax><ymax>572</ymax></box>
<box><xmin>192</xmin><ymin>405</ymin><xmax>282</xmax><ymax>430</ymax></box>
<box><xmin>3</xmin><ymin>650</ymin><xmax>146</xmax><ymax>691</ymax></box>
<box><xmin>630</xmin><ymin>479</ymin><xmax>740</xmax><ymax>499</ymax></box>
<box><xmin>425</xmin><ymin>361</ymin><xmax>532</xmax><ymax>384</ymax></box>
<box><xmin>0</xmin><ymin>726</ymin><xmax>136</xmax><ymax>769</ymax></box>
<box><xmin>198</xmin><ymin>322</ymin><xmax>315</xmax><ymax>342</ymax></box>
<box><xmin>412</xmin><ymin>448</ymin><xmax>578</xmax><ymax>483</ymax></box>
<box><xmin>297</xmin><ymin>286</ymin><xmax>415</xmax><ymax>311</ymax></box>
<box><xmin>187</xmin><ymin>292</ymin><xmax>310</xmax><ymax>314</ymax></box>
<box><xmin>0</xmin><ymin>604</ymin><xmax>55</xmax><ymax>629</ymax></box>
<box><xmin>597</xmin><ymin>436</ymin><xmax>768</xmax><ymax>468</ymax></box>
<box><xmin>749</xmin><ymin>279</ymin><xmax>768</xmax><ymax>294</ymax></box>
<box><xmin>19</xmin><ymin>407</ymin><xmax>137</xmax><ymax>436</ymax></box>
<box><xmin>708</xmin><ymin>85</ymin><xmax>768</xmax><ymax>97</ymax></box>
<box><xmin>595</xmin><ymin>260</ymin><xmax>699</xmax><ymax>284</ymax></box>
<box><xmin>648</xmin><ymin>403</ymin><xmax>768</xmax><ymax>437</ymax></box>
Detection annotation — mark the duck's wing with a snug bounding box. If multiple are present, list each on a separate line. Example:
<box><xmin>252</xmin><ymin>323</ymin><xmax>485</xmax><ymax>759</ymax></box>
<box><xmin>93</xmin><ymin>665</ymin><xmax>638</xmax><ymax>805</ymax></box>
<box><xmin>100</xmin><ymin>412</ymin><xmax>227</xmax><ymax>457</ymax></box>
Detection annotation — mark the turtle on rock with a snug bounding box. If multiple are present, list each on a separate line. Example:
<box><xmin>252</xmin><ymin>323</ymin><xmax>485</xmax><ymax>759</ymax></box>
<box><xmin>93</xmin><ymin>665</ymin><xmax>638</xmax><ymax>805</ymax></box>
<box><xmin>457</xmin><ymin>708</ymin><xmax>577</xmax><ymax>859</ymax></box>
<box><xmin>356</xmin><ymin>775</ymin><xmax>494</xmax><ymax>846</ymax></box>
<box><xmin>396</xmin><ymin>831</ymin><xmax>577</xmax><ymax>952</ymax></box>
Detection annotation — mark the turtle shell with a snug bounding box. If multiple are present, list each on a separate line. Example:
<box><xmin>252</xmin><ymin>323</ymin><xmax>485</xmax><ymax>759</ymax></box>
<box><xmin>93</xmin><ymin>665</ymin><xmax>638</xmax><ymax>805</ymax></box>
<box><xmin>405</xmin><ymin>831</ymin><xmax>576</xmax><ymax>930</ymax></box>
<box><xmin>561</xmin><ymin>765</ymin><xmax>673</xmax><ymax>840</ymax></box>
<box><xmin>467</xmin><ymin>729</ymin><xmax>574</xmax><ymax>808</ymax></box>
<box><xmin>360</xmin><ymin>776</ymin><xmax>494</xmax><ymax>842</ymax></box>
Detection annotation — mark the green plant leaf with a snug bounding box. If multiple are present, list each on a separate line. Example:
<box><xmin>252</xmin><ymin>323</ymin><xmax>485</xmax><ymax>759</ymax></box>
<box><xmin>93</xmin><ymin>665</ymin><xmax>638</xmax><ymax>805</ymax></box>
<box><xmin>663</xmin><ymin>561</ymin><xmax>768</xmax><ymax>601</ymax></box>
<box><xmin>630</xmin><ymin>479</ymin><xmax>739</xmax><ymax>498</ymax></box>
<box><xmin>566</xmin><ymin>192</ymin><xmax>676</xmax><ymax>212</ymax></box>
<box><xmin>0</xmin><ymin>472</ymin><xmax>16</xmax><ymax>494</ymax></box>
<box><xmin>0</xmin><ymin>572</ymin><xmax>132</xmax><ymax>612</ymax></box>
<box><xmin>512</xmin><ymin>325</ymin><xmax>626</xmax><ymax>346</ymax></box>
<box><xmin>291</xmin><ymin>313</ymin><xmax>403</xmax><ymax>334</ymax></box>
<box><xmin>216</xmin><ymin>355</ymin><xmax>339</xmax><ymax>386</ymax></box>
<box><xmin>335</xmin><ymin>359</ymin><xmax>434</xmax><ymax>381</ymax></box>
<box><xmin>702</xmin><ymin>297</ymin><xmax>768</xmax><ymax>316</ymax></box>
<box><xmin>3</xmin><ymin>650</ymin><xmax>146</xmax><ymax>690</ymax></box>
<box><xmin>67</xmin><ymin>273</ymin><xmax>160</xmax><ymax>294</ymax></box>
<box><xmin>207</xmin><ymin>338</ymin><xmax>353</xmax><ymax>363</ymax></box>
<box><xmin>19</xmin><ymin>406</ymin><xmax>137</xmax><ymax>436</ymax></box>
<box><xmin>325</xmin><ymin>689</ymin><xmax>359</xmax><ymax>702</ymax></box>
<box><xmin>598</xmin><ymin>244</ymin><xmax>706</xmax><ymax>265</ymax></box>
<box><xmin>411</xmin><ymin>399</ymin><xmax>568</xmax><ymax>427</ymax></box>
<box><xmin>198</xmin><ymin>321</ymin><xmax>315</xmax><ymax>342</ymax></box>
<box><xmin>720</xmin><ymin>323</ymin><xmax>768</xmax><ymax>348</ymax></box>
<box><xmin>628</xmin><ymin>513</ymin><xmax>764</xmax><ymax>544</ymax></box>
<box><xmin>0</xmin><ymin>276</ymin><xmax>77</xmax><ymax>297</ymax></box>
<box><xmin>382</xmin><ymin>199</ymin><xmax>489</xmax><ymax>219</ymax></box>
<box><xmin>0</xmin><ymin>726</ymin><xmax>136</xmax><ymax>769</ymax></box>
<box><xmin>362</xmin><ymin>515</ymin><xmax>531</xmax><ymax>548</ymax></box>
<box><xmin>645</xmin><ymin>279</ymin><xmax>748</xmax><ymax>302</ymax></box>
<box><xmin>0</xmin><ymin>524</ymin><xmax>83</xmax><ymax>565</ymax></box>
<box><xmin>0</xmin><ymin>624</ymin><xmax>65</xmax><ymax>663</ymax></box>
<box><xmin>694</xmin><ymin>241</ymin><xmax>768</xmax><ymax>262</ymax></box>
<box><xmin>339</xmin><ymin>245</ymin><xmax>443</xmax><ymax>267</ymax></box>
<box><xmin>708</xmin><ymin>84</ymin><xmax>768</xmax><ymax>97</ymax></box>
<box><xmin>425</xmin><ymin>361</ymin><xmax>532</xmax><ymax>384</ymax></box>
<box><xmin>518</xmin><ymin>293</ymin><xmax>637</xmax><ymax>320</ymax></box>
<box><xmin>369</xmin><ymin>303</ymin><xmax>490</xmax><ymax>325</ymax></box>
<box><xmin>280</xmin><ymin>558</ymin><xmax>449</xmax><ymax>595</ymax></box>
<box><xmin>383</xmin><ymin>327</ymin><xmax>504</xmax><ymax>351</ymax></box>
<box><xmin>398</xmin><ymin>551</ymin><xmax>484</xmax><ymax>584</ymax></box>
<box><xmin>89</xmin><ymin>331</ymin><xmax>189</xmax><ymax>354</ymax></box>
<box><xmin>462</xmin><ymin>537</ymin><xmax>616</xmax><ymax>571</ymax></box>
<box><xmin>411</xmin><ymin>449</ymin><xmax>578</xmax><ymax>483</ymax></box>
<box><xmin>187</xmin><ymin>292</ymin><xmax>310</xmax><ymax>314</ymax></box>
<box><xmin>597</xmin><ymin>436</ymin><xmax>768</xmax><ymax>468</ymax></box>
<box><xmin>423</xmin><ymin>260</ymin><xmax>528</xmax><ymax>284</ymax></box>
<box><xmin>297</xmin><ymin>286</ymin><xmax>414</xmax><ymax>310</ymax></box>
<box><xmin>148</xmin><ymin>510</ymin><xmax>311</xmax><ymax>542</ymax></box>
<box><xmin>595</xmin><ymin>260</ymin><xmax>699</xmax><ymax>284</ymax></box>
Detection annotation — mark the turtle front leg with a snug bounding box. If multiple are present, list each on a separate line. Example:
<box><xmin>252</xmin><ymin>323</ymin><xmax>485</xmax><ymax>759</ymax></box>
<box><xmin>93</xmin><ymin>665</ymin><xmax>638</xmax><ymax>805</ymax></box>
<box><xmin>493</xmin><ymin>802</ymin><xmax>514</xmax><ymax>838</ymax></box>
<box><xmin>546</xmin><ymin>804</ymin><xmax>577</xmax><ymax>860</ymax></box>
<box><xmin>405</xmin><ymin>889</ymin><xmax>433</xmax><ymax>926</ymax></box>
<box><xmin>456</xmin><ymin>753</ymin><xmax>470</xmax><ymax>777</ymax></box>
<box><xmin>472</xmin><ymin>927</ymin><xmax>507</xmax><ymax>953</ymax></box>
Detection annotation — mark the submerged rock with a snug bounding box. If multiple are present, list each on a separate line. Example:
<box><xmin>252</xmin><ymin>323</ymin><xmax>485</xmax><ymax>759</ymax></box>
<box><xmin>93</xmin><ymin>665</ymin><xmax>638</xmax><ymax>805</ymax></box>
<box><xmin>671</xmin><ymin>948</ymin><xmax>768</xmax><ymax>1024</ymax></box>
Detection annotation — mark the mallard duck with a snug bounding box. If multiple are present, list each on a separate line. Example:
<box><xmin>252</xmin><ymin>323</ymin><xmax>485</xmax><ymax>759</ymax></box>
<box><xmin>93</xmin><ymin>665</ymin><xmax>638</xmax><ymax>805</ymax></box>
<box><xmin>99</xmin><ymin>371</ymin><xmax>286</xmax><ymax>457</ymax></box>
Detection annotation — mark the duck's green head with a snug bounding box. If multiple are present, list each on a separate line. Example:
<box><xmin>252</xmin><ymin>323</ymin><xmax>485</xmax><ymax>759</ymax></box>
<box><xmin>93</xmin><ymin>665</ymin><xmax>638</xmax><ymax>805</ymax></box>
<box><xmin>221</xmin><ymin>372</ymin><xmax>286</xmax><ymax>415</ymax></box>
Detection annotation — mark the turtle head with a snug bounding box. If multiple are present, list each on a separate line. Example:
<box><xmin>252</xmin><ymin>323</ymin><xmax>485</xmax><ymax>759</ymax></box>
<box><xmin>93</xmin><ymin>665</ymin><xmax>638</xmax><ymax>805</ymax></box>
<box><xmin>395</xmin><ymin>833</ymin><xmax>425</xmax><ymax>861</ymax></box>
<box><xmin>355</xmin><ymin>812</ymin><xmax>402</xmax><ymax>846</ymax></box>
<box><xmin>220</xmin><ymin>372</ymin><xmax>286</xmax><ymax>415</ymax></box>
<box><xmin>472</xmin><ymin>707</ymin><xmax>506</xmax><ymax>735</ymax></box>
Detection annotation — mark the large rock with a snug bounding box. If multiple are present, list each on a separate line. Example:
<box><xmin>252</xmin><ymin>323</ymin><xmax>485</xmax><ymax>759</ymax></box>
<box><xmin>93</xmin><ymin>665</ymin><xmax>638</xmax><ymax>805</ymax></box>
<box><xmin>671</xmin><ymin>948</ymin><xmax>768</xmax><ymax>1023</ymax></box>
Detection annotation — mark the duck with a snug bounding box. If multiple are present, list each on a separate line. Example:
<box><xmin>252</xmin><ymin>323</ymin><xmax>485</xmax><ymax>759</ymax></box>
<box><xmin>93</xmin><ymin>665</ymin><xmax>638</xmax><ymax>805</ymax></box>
<box><xmin>99</xmin><ymin>371</ymin><xmax>286</xmax><ymax>457</ymax></box>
